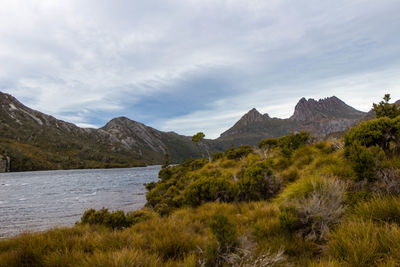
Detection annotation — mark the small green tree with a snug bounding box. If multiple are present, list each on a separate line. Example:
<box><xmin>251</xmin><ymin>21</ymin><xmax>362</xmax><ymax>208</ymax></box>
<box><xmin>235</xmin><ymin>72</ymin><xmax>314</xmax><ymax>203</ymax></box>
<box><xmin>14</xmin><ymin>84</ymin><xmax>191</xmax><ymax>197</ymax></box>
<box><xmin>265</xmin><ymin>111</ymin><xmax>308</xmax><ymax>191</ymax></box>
<box><xmin>192</xmin><ymin>132</ymin><xmax>210</xmax><ymax>161</ymax></box>
<box><xmin>161</xmin><ymin>146</ymin><xmax>170</xmax><ymax>169</ymax></box>
<box><xmin>373</xmin><ymin>94</ymin><xmax>400</xmax><ymax>119</ymax></box>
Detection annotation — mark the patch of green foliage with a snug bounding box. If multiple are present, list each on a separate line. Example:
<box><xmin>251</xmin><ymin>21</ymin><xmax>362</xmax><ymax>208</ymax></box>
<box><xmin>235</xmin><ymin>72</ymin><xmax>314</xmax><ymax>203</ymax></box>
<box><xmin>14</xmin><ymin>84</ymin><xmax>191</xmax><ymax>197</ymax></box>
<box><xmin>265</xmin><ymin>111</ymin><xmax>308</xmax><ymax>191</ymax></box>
<box><xmin>79</xmin><ymin>208</ymin><xmax>155</xmax><ymax>230</ymax></box>
<box><xmin>259</xmin><ymin>131</ymin><xmax>310</xmax><ymax>157</ymax></box>
<box><xmin>373</xmin><ymin>93</ymin><xmax>400</xmax><ymax>119</ymax></box>
<box><xmin>344</xmin><ymin>115</ymin><xmax>400</xmax><ymax>181</ymax></box>
<box><xmin>225</xmin><ymin>145</ymin><xmax>253</xmax><ymax>160</ymax></box>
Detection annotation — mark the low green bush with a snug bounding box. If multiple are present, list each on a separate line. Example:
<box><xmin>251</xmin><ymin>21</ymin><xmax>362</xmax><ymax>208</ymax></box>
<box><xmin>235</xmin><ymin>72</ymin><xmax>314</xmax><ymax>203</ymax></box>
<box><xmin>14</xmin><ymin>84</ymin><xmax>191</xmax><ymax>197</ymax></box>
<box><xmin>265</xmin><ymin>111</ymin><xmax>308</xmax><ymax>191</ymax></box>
<box><xmin>183</xmin><ymin>177</ymin><xmax>237</xmax><ymax>206</ymax></box>
<box><xmin>346</xmin><ymin>143</ymin><xmax>385</xmax><ymax>182</ymax></box>
<box><xmin>259</xmin><ymin>131</ymin><xmax>310</xmax><ymax>158</ymax></box>
<box><xmin>225</xmin><ymin>145</ymin><xmax>253</xmax><ymax>160</ymax></box>
<box><xmin>238</xmin><ymin>162</ymin><xmax>281</xmax><ymax>201</ymax></box>
<box><xmin>80</xmin><ymin>208</ymin><xmax>153</xmax><ymax>229</ymax></box>
<box><xmin>211</xmin><ymin>152</ymin><xmax>224</xmax><ymax>162</ymax></box>
<box><xmin>280</xmin><ymin>167</ymin><xmax>300</xmax><ymax>183</ymax></box>
<box><xmin>209</xmin><ymin>213</ymin><xmax>238</xmax><ymax>251</ymax></box>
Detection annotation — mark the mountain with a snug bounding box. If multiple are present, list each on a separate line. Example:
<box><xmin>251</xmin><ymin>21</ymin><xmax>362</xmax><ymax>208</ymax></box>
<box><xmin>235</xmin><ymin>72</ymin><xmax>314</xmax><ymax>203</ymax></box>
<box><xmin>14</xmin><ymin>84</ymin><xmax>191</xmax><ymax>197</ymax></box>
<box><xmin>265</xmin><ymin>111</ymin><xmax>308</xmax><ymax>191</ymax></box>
<box><xmin>218</xmin><ymin>96</ymin><xmax>366</xmax><ymax>146</ymax></box>
<box><xmin>0</xmin><ymin>92</ymin><xmax>374</xmax><ymax>171</ymax></box>
<box><xmin>291</xmin><ymin>96</ymin><xmax>366</xmax><ymax>136</ymax></box>
<box><xmin>100</xmin><ymin>116</ymin><xmax>204</xmax><ymax>163</ymax></box>
<box><xmin>218</xmin><ymin>108</ymin><xmax>296</xmax><ymax>146</ymax></box>
<box><xmin>0</xmin><ymin>92</ymin><xmax>201</xmax><ymax>171</ymax></box>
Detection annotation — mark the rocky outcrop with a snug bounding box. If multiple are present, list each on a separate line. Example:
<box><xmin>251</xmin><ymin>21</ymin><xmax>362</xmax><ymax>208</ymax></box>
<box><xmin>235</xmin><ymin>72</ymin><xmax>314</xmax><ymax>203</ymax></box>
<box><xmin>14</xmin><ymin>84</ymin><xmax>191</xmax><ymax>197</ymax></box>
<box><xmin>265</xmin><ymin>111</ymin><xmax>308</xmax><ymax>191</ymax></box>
<box><xmin>290</xmin><ymin>96</ymin><xmax>365</xmax><ymax>122</ymax></box>
<box><xmin>0</xmin><ymin>155</ymin><xmax>10</xmax><ymax>172</ymax></box>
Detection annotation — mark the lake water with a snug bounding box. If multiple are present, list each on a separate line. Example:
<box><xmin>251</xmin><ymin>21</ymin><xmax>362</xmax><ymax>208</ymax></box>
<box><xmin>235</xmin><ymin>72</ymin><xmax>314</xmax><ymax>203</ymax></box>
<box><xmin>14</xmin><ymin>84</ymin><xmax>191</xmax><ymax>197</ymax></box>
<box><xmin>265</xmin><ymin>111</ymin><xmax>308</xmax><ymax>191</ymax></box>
<box><xmin>0</xmin><ymin>166</ymin><xmax>160</xmax><ymax>238</ymax></box>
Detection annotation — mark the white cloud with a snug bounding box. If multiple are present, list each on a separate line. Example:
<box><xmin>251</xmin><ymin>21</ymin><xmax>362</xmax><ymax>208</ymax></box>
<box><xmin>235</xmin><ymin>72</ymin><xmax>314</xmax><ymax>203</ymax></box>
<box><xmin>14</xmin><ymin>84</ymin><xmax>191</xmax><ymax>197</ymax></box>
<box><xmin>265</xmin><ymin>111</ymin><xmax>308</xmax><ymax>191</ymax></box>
<box><xmin>0</xmin><ymin>0</ymin><xmax>399</xmax><ymax>137</ymax></box>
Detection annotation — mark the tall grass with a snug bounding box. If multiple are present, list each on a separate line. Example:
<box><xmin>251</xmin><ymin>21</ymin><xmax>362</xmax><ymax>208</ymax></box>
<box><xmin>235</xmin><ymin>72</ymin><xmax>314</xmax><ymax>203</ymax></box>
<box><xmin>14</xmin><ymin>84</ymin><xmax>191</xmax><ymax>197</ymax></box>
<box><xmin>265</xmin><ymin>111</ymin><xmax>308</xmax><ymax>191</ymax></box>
<box><xmin>328</xmin><ymin>220</ymin><xmax>400</xmax><ymax>266</ymax></box>
<box><xmin>352</xmin><ymin>195</ymin><xmax>400</xmax><ymax>225</ymax></box>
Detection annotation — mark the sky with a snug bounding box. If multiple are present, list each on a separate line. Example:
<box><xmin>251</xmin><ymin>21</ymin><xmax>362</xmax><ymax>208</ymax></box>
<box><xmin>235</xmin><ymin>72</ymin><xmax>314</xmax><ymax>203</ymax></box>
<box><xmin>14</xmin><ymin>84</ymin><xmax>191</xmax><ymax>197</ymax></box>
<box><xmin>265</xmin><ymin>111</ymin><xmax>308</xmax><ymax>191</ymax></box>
<box><xmin>1</xmin><ymin>0</ymin><xmax>400</xmax><ymax>138</ymax></box>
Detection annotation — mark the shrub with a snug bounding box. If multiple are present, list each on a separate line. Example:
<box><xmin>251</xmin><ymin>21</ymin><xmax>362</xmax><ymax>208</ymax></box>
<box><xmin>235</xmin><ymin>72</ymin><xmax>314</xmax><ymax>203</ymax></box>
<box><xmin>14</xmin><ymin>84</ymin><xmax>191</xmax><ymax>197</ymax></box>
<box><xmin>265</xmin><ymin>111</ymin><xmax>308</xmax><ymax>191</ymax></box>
<box><xmin>314</xmin><ymin>141</ymin><xmax>336</xmax><ymax>154</ymax></box>
<box><xmin>211</xmin><ymin>152</ymin><xmax>224</xmax><ymax>162</ymax></box>
<box><xmin>277</xmin><ymin>132</ymin><xmax>310</xmax><ymax>158</ymax></box>
<box><xmin>344</xmin><ymin>116</ymin><xmax>400</xmax><ymax>154</ymax></box>
<box><xmin>209</xmin><ymin>213</ymin><xmax>237</xmax><ymax>252</ymax></box>
<box><xmin>273</xmin><ymin>156</ymin><xmax>291</xmax><ymax>170</ymax></box>
<box><xmin>278</xmin><ymin>176</ymin><xmax>346</xmax><ymax>241</ymax></box>
<box><xmin>373</xmin><ymin>94</ymin><xmax>400</xmax><ymax>119</ymax></box>
<box><xmin>346</xmin><ymin>142</ymin><xmax>384</xmax><ymax>182</ymax></box>
<box><xmin>259</xmin><ymin>132</ymin><xmax>310</xmax><ymax>158</ymax></box>
<box><xmin>79</xmin><ymin>208</ymin><xmax>149</xmax><ymax>229</ymax></box>
<box><xmin>238</xmin><ymin>162</ymin><xmax>281</xmax><ymax>201</ymax></box>
<box><xmin>183</xmin><ymin>177</ymin><xmax>237</xmax><ymax>206</ymax></box>
<box><xmin>225</xmin><ymin>145</ymin><xmax>253</xmax><ymax>160</ymax></box>
<box><xmin>280</xmin><ymin>167</ymin><xmax>300</xmax><ymax>183</ymax></box>
<box><xmin>158</xmin><ymin>167</ymin><xmax>172</xmax><ymax>181</ymax></box>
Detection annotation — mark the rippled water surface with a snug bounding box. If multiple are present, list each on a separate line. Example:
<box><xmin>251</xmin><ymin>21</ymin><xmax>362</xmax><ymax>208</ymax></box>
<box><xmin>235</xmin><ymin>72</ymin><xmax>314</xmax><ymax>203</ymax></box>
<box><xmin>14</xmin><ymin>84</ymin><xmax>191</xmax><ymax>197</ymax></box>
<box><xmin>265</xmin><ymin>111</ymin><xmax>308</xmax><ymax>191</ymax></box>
<box><xmin>0</xmin><ymin>166</ymin><xmax>160</xmax><ymax>237</ymax></box>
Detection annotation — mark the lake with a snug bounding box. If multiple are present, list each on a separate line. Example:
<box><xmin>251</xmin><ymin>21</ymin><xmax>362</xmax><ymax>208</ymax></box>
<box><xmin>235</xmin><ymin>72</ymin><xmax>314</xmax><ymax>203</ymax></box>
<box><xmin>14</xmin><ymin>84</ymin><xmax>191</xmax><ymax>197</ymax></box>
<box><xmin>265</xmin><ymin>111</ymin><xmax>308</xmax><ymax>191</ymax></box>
<box><xmin>0</xmin><ymin>165</ymin><xmax>160</xmax><ymax>238</ymax></box>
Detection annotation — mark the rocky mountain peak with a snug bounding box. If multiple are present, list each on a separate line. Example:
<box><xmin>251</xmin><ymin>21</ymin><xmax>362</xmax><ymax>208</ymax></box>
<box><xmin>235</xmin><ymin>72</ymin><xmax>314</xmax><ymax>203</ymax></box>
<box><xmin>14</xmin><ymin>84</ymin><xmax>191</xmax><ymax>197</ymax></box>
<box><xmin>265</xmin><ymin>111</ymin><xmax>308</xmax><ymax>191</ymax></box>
<box><xmin>241</xmin><ymin>108</ymin><xmax>267</xmax><ymax>123</ymax></box>
<box><xmin>219</xmin><ymin>108</ymin><xmax>271</xmax><ymax>139</ymax></box>
<box><xmin>290</xmin><ymin>96</ymin><xmax>364</xmax><ymax>122</ymax></box>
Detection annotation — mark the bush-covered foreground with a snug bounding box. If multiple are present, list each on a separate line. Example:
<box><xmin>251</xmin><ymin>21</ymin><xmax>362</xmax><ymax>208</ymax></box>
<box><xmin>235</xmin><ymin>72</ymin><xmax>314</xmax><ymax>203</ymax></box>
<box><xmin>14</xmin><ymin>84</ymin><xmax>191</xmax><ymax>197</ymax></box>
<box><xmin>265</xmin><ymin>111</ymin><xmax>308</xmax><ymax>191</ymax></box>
<box><xmin>1</xmin><ymin>114</ymin><xmax>400</xmax><ymax>266</ymax></box>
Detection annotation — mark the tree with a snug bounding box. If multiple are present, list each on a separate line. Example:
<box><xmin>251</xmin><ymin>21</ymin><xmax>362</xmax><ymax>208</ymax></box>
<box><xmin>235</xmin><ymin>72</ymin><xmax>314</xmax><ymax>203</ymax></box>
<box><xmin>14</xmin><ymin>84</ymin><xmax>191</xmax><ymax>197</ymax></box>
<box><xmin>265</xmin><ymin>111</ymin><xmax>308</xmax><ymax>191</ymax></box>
<box><xmin>192</xmin><ymin>132</ymin><xmax>210</xmax><ymax>161</ymax></box>
<box><xmin>258</xmin><ymin>138</ymin><xmax>278</xmax><ymax>158</ymax></box>
<box><xmin>161</xmin><ymin>146</ymin><xmax>170</xmax><ymax>169</ymax></box>
<box><xmin>373</xmin><ymin>94</ymin><xmax>400</xmax><ymax>119</ymax></box>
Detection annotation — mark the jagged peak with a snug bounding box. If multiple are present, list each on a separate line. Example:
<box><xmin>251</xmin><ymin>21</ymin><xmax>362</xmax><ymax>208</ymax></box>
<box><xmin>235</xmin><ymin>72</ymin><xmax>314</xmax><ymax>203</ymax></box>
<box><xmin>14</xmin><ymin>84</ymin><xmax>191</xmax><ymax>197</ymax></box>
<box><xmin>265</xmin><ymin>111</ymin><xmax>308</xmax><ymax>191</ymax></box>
<box><xmin>290</xmin><ymin>96</ymin><xmax>364</xmax><ymax>122</ymax></box>
<box><xmin>240</xmin><ymin>108</ymin><xmax>269</xmax><ymax>123</ymax></box>
<box><xmin>246</xmin><ymin>108</ymin><xmax>262</xmax><ymax>115</ymax></box>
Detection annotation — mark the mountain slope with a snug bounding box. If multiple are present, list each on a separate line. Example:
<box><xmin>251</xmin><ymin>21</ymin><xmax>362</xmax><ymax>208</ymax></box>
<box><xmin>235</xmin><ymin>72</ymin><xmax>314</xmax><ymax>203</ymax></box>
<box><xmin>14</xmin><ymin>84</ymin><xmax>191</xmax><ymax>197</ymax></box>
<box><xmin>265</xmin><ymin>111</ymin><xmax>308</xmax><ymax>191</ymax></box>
<box><xmin>0</xmin><ymin>92</ymin><xmax>201</xmax><ymax>171</ymax></box>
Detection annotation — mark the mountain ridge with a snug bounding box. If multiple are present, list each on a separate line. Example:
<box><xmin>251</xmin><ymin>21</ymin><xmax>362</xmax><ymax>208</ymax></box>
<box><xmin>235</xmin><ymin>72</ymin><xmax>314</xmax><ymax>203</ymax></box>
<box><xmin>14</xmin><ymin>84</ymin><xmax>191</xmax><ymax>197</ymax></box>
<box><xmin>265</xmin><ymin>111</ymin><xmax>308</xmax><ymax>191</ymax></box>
<box><xmin>218</xmin><ymin>96</ymin><xmax>367</xmax><ymax>145</ymax></box>
<box><xmin>0</xmin><ymin>91</ymin><xmax>201</xmax><ymax>171</ymax></box>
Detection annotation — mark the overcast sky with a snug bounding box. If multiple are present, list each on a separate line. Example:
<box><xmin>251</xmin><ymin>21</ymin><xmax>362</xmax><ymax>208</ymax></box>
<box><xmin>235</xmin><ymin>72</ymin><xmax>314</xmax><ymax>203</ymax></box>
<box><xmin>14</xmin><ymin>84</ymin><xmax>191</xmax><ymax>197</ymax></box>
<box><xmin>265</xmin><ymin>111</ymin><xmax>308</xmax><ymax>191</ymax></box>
<box><xmin>1</xmin><ymin>0</ymin><xmax>400</xmax><ymax>138</ymax></box>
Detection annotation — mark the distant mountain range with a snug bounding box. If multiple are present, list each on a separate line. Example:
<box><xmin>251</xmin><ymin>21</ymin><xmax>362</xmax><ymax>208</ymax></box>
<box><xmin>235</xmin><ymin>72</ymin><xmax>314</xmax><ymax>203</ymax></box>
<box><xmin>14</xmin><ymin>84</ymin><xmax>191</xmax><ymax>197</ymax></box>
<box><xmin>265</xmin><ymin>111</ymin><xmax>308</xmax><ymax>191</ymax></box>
<box><xmin>0</xmin><ymin>91</ymin><xmax>390</xmax><ymax>171</ymax></box>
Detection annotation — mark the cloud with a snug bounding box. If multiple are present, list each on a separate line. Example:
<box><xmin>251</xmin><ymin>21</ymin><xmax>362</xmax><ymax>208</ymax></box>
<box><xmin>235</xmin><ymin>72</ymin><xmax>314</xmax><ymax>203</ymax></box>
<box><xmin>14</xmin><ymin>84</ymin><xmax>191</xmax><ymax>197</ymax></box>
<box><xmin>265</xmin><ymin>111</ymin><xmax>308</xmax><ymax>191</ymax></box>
<box><xmin>0</xmin><ymin>0</ymin><xmax>400</xmax><ymax>138</ymax></box>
